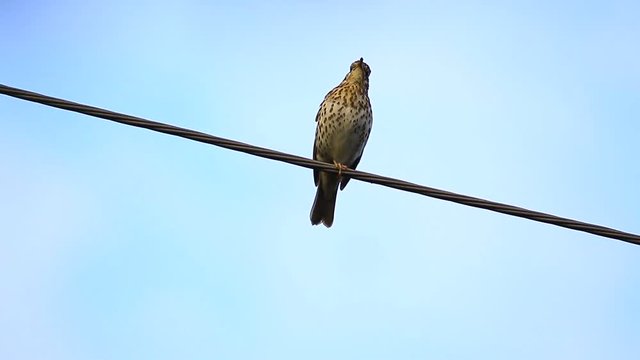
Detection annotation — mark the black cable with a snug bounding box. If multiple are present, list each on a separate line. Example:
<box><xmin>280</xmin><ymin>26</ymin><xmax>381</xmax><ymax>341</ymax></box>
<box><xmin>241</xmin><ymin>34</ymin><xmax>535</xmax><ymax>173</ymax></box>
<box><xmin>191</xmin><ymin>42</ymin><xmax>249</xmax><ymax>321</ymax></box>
<box><xmin>1</xmin><ymin>83</ymin><xmax>638</xmax><ymax>246</ymax></box>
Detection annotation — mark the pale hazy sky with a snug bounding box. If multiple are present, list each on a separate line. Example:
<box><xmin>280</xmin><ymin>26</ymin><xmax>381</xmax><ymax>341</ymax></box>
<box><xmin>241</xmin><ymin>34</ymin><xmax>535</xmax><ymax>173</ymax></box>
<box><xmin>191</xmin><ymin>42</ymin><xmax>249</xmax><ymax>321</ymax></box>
<box><xmin>1</xmin><ymin>1</ymin><xmax>639</xmax><ymax>359</ymax></box>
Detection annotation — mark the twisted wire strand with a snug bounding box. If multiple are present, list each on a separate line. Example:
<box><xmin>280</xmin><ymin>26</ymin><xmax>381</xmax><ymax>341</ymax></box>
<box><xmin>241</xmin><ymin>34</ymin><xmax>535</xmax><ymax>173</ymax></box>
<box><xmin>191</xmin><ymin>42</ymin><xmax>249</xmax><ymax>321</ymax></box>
<box><xmin>1</xmin><ymin>84</ymin><xmax>638</xmax><ymax>246</ymax></box>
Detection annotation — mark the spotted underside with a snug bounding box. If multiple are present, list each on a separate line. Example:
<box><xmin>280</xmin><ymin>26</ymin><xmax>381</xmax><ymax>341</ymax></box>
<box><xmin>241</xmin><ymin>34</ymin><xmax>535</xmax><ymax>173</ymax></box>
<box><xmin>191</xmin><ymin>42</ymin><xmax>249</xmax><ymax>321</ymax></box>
<box><xmin>313</xmin><ymin>80</ymin><xmax>372</xmax><ymax>190</ymax></box>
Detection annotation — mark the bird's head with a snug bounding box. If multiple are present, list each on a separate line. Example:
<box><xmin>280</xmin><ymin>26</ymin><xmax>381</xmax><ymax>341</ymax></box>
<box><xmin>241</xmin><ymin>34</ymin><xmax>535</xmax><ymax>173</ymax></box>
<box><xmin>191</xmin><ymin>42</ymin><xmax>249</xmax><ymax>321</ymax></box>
<box><xmin>344</xmin><ymin>57</ymin><xmax>371</xmax><ymax>90</ymax></box>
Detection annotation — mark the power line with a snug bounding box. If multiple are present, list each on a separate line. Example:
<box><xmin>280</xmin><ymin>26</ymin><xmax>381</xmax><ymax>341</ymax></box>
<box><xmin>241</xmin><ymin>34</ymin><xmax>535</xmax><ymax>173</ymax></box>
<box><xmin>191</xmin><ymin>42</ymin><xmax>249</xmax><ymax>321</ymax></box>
<box><xmin>1</xmin><ymin>83</ymin><xmax>638</xmax><ymax>246</ymax></box>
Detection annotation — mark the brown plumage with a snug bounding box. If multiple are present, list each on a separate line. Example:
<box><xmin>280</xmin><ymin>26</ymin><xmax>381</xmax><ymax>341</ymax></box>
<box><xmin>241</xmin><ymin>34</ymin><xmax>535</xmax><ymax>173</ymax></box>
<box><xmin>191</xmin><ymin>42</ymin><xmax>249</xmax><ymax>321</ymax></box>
<box><xmin>310</xmin><ymin>58</ymin><xmax>373</xmax><ymax>227</ymax></box>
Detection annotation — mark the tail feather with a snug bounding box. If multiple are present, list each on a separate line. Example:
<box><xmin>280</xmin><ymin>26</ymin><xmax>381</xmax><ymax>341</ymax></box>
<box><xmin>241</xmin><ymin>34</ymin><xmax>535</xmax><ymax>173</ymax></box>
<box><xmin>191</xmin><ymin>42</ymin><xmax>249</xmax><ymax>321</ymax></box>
<box><xmin>310</xmin><ymin>173</ymin><xmax>339</xmax><ymax>227</ymax></box>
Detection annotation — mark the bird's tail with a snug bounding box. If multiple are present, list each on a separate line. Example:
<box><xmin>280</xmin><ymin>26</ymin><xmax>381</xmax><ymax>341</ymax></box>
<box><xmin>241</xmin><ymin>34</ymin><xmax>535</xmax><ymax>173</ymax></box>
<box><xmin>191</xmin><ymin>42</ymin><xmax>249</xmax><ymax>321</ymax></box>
<box><xmin>310</xmin><ymin>173</ymin><xmax>339</xmax><ymax>228</ymax></box>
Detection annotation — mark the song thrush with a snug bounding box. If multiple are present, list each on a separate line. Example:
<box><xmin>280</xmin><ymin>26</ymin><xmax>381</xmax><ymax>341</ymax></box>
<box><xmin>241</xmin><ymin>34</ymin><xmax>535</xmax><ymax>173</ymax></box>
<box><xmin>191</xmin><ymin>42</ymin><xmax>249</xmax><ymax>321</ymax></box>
<box><xmin>310</xmin><ymin>58</ymin><xmax>373</xmax><ymax>227</ymax></box>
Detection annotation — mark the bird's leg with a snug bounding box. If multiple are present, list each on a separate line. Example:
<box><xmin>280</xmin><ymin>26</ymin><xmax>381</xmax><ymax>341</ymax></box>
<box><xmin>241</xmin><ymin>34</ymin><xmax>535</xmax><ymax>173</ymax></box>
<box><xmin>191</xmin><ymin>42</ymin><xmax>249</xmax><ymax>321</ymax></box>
<box><xmin>333</xmin><ymin>160</ymin><xmax>349</xmax><ymax>179</ymax></box>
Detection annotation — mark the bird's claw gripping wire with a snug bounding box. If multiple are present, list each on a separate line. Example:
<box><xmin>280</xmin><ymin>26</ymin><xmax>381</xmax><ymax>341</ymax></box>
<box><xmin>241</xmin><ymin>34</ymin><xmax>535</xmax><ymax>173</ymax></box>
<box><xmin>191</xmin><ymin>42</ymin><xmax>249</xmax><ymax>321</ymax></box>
<box><xmin>333</xmin><ymin>160</ymin><xmax>349</xmax><ymax>179</ymax></box>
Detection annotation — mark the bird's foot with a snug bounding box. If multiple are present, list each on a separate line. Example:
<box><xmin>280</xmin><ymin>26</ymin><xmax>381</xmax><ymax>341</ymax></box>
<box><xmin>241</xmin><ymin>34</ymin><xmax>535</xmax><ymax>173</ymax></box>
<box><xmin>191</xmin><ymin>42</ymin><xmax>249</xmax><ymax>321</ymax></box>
<box><xmin>333</xmin><ymin>161</ymin><xmax>349</xmax><ymax>178</ymax></box>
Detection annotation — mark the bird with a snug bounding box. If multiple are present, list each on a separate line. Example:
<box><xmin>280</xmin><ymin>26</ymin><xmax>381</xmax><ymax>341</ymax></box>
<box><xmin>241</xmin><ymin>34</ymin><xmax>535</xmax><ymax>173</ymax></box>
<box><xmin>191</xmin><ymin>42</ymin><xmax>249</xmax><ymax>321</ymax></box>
<box><xmin>310</xmin><ymin>57</ymin><xmax>373</xmax><ymax>227</ymax></box>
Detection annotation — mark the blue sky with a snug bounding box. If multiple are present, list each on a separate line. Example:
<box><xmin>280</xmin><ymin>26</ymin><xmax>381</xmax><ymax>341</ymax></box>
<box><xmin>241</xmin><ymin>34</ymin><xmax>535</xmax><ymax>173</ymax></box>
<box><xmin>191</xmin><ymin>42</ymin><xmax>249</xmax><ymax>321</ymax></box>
<box><xmin>1</xmin><ymin>0</ymin><xmax>639</xmax><ymax>359</ymax></box>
